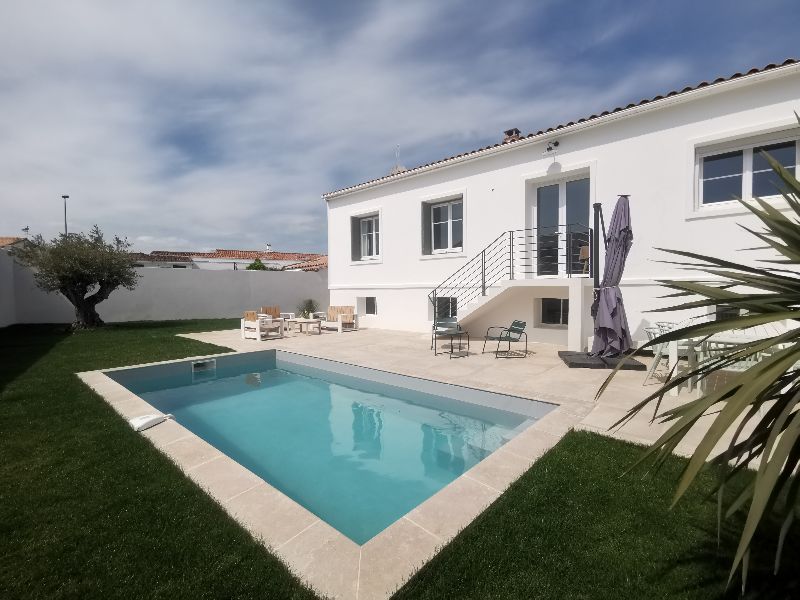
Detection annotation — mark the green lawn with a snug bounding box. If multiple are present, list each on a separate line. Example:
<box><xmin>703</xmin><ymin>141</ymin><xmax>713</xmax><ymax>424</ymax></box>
<box><xmin>0</xmin><ymin>321</ymin><xmax>795</xmax><ymax>599</ymax></box>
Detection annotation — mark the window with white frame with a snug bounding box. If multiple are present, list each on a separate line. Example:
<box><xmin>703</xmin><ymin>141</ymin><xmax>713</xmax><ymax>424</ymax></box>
<box><xmin>351</xmin><ymin>213</ymin><xmax>380</xmax><ymax>261</ymax></box>
<box><xmin>699</xmin><ymin>138</ymin><xmax>798</xmax><ymax>206</ymax></box>
<box><xmin>431</xmin><ymin>199</ymin><xmax>463</xmax><ymax>252</ymax></box>
<box><xmin>360</xmin><ymin>215</ymin><xmax>379</xmax><ymax>258</ymax></box>
<box><xmin>357</xmin><ymin>296</ymin><xmax>377</xmax><ymax>315</ymax></box>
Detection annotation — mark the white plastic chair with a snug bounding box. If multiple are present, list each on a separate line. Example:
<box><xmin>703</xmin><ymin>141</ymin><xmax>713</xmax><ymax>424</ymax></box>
<box><xmin>643</xmin><ymin>326</ymin><xmax>667</xmax><ymax>385</ymax></box>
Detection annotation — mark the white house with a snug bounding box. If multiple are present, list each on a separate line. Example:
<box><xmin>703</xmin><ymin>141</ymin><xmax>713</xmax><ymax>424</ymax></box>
<box><xmin>324</xmin><ymin>59</ymin><xmax>800</xmax><ymax>351</ymax></box>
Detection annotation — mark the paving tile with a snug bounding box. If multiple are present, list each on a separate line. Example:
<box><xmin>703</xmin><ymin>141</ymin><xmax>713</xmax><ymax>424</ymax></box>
<box><xmin>404</xmin><ymin>475</ymin><xmax>499</xmax><ymax>543</ymax></box>
<box><xmin>225</xmin><ymin>483</ymin><xmax>319</xmax><ymax>549</ymax></box>
<box><xmin>464</xmin><ymin>447</ymin><xmax>535</xmax><ymax>492</ymax></box>
<box><xmin>501</xmin><ymin>427</ymin><xmax>562</xmax><ymax>460</ymax></box>
<box><xmin>276</xmin><ymin>520</ymin><xmax>360</xmax><ymax>600</ymax></box>
<box><xmin>108</xmin><ymin>396</ymin><xmax>159</xmax><ymax>420</ymax></box>
<box><xmin>186</xmin><ymin>455</ymin><xmax>263</xmax><ymax>503</ymax></box>
<box><xmin>529</xmin><ymin>408</ymin><xmax>582</xmax><ymax>437</ymax></box>
<box><xmin>358</xmin><ymin>518</ymin><xmax>441</xmax><ymax>600</ymax></box>
<box><xmin>141</xmin><ymin>419</ymin><xmax>192</xmax><ymax>448</ymax></box>
<box><xmin>161</xmin><ymin>435</ymin><xmax>222</xmax><ymax>469</ymax></box>
<box><xmin>581</xmin><ymin>404</ymin><xmax>666</xmax><ymax>441</ymax></box>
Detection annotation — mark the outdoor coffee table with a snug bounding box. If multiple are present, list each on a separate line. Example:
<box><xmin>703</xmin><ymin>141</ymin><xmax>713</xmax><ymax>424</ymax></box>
<box><xmin>446</xmin><ymin>330</ymin><xmax>469</xmax><ymax>359</ymax></box>
<box><xmin>291</xmin><ymin>318</ymin><xmax>322</xmax><ymax>335</ymax></box>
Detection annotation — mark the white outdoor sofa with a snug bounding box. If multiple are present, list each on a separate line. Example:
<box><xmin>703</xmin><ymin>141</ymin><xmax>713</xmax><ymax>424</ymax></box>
<box><xmin>313</xmin><ymin>306</ymin><xmax>359</xmax><ymax>333</ymax></box>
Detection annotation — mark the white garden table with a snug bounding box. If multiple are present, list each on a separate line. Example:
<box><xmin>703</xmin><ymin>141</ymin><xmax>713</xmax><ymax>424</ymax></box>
<box><xmin>667</xmin><ymin>332</ymin><xmax>774</xmax><ymax>397</ymax></box>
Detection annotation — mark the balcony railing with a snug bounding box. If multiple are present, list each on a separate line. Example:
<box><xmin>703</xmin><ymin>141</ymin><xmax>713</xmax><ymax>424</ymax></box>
<box><xmin>428</xmin><ymin>224</ymin><xmax>594</xmax><ymax>320</ymax></box>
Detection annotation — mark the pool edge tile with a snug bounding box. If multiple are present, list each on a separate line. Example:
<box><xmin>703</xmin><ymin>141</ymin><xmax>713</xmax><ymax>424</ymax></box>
<box><xmin>403</xmin><ymin>475</ymin><xmax>500</xmax><ymax>543</ymax></box>
<box><xmin>463</xmin><ymin>447</ymin><xmax>535</xmax><ymax>492</ymax></box>
<box><xmin>224</xmin><ymin>483</ymin><xmax>320</xmax><ymax>550</ymax></box>
<box><xmin>186</xmin><ymin>455</ymin><xmax>264</xmax><ymax>503</ymax></box>
<box><xmin>141</xmin><ymin>419</ymin><xmax>193</xmax><ymax>448</ymax></box>
<box><xmin>358</xmin><ymin>518</ymin><xmax>441</xmax><ymax>600</ymax></box>
<box><xmin>159</xmin><ymin>435</ymin><xmax>223</xmax><ymax>470</ymax></box>
<box><xmin>275</xmin><ymin>520</ymin><xmax>360</xmax><ymax>600</ymax></box>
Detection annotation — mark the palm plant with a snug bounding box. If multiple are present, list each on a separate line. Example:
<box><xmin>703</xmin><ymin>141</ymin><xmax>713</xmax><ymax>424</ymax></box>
<box><xmin>598</xmin><ymin>149</ymin><xmax>800</xmax><ymax>589</ymax></box>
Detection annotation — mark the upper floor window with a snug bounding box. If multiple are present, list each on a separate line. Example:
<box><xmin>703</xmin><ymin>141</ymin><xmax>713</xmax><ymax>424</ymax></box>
<box><xmin>431</xmin><ymin>199</ymin><xmax>463</xmax><ymax>252</ymax></box>
<box><xmin>360</xmin><ymin>215</ymin><xmax>380</xmax><ymax>258</ymax></box>
<box><xmin>350</xmin><ymin>213</ymin><xmax>380</xmax><ymax>261</ymax></box>
<box><xmin>700</xmin><ymin>139</ymin><xmax>797</xmax><ymax>205</ymax></box>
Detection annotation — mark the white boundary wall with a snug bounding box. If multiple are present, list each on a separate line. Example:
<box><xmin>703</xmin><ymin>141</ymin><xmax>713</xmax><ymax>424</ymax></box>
<box><xmin>1</xmin><ymin>252</ymin><xmax>328</xmax><ymax>325</ymax></box>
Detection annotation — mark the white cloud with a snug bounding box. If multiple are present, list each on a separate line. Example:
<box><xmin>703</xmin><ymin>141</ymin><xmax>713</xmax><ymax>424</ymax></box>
<box><xmin>0</xmin><ymin>1</ymin><xmax>777</xmax><ymax>253</ymax></box>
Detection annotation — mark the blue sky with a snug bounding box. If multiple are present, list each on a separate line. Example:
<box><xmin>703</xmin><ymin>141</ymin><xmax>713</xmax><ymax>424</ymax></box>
<box><xmin>1</xmin><ymin>0</ymin><xmax>798</xmax><ymax>253</ymax></box>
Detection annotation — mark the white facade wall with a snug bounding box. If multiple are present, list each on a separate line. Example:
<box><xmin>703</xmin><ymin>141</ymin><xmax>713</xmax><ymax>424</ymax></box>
<box><xmin>4</xmin><ymin>262</ymin><xmax>328</xmax><ymax>325</ymax></box>
<box><xmin>326</xmin><ymin>67</ymin><xmax>800</xmax><ymax>346</ymax></box>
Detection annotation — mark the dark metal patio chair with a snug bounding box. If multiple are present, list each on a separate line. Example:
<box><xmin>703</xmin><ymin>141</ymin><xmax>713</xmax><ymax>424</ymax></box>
<box><xmin>432</xmin><ymin>316</ymin><xmax>468</xmax><ymax>356</ymax></box>
<box><xmin>483</xmin><ymin>320</ymin><xmax>528</xmax><ymax>358</ymax></box>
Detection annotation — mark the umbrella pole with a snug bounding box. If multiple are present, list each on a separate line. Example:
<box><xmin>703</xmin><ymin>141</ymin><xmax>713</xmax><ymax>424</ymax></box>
<box><xmin>592</xmin><ymin>202</ymin><xmax>602</xmax><ymax>289</ymax></box>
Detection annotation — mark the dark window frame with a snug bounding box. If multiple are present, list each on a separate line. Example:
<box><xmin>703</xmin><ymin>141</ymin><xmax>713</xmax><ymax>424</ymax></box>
<box><xmin>540</xmin><ymin>297</ymin><xmax>569</xmax><ymax>325</ymax></box>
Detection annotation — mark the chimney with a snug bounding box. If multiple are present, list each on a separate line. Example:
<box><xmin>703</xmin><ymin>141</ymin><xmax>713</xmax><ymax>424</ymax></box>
<box><xmin>503</xmin><ymin>128</ymin><xmax>521</xmax><ymax>143</ymax></box>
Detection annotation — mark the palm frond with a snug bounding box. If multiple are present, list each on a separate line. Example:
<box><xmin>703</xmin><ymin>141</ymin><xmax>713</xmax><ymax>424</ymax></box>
<box><xmin>598</xmin><ymin>142</ymin><xmax>800</xmax><ymax>587</ymax></box>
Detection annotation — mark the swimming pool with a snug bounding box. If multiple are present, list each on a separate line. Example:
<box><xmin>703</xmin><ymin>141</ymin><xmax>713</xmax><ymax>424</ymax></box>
<box><xmin>109</xmin><ymin>351</ymin><xmax>554</xmax><ymax>544</ymax></box>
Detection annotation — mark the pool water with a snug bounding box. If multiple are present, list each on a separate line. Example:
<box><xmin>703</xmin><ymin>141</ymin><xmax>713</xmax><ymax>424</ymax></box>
<box><xmin>114</xmin><ymin>355</ymin><xmax>535</xmax><ymax>544</ymax></box>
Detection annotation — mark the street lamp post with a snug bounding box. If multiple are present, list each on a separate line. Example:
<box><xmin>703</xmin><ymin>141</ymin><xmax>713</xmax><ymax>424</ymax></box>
<box><xmin>62</xmin><ymin>195</ymin><xmax>69</xmax><ymax>235</ymax></box>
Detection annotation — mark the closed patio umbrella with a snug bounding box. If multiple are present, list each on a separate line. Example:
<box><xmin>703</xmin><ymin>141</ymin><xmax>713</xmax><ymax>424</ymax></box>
<box><xmin>591</xmin><ymin>195</ymin><xmax>633</xmax><ymax>357</ymax></box>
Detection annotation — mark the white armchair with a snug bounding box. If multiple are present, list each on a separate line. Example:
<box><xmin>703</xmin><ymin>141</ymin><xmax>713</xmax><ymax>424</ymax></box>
<box><xmin>241</xmin><ymin>311</ymin><xmax>284</xmax><ymax>340</ymax></box>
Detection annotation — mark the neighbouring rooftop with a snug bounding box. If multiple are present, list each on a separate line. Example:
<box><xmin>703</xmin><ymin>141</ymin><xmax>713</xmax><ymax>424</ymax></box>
<box><xmin>284</xmin><ymin>256</ymin><xmax>328</xmax><ymax>271</ymax></box>
<box><xmin>150</xmin><ymin>249</ymin><xmax>324</xmax><ymax>261</ymax></box>
<box><xmin>0</xmin><ymin>236</ymin><xmax>24</xmax><ymax>248</ymax></box>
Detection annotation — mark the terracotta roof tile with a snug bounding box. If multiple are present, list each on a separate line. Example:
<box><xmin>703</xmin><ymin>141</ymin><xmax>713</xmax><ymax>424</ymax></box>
<box><xmin>324</xmin><ymin>58</ymin><xmax>798</xmax><ymax>198</ymax></box>
<box><xmin>0</xmin><ymin>236</ymin><xmax>24</xmax><ymax>248</ymax></box>
<box><xmin>283</xmin><ymin>256</ymin><xmax>328</xmax><ymax>271</ymax></box>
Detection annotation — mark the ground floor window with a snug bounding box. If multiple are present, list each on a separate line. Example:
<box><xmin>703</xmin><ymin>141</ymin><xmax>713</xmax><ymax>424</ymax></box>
<box><xmin>435</xmin><ymin>296</ymin><xmax>457</xmax><ymax>319</ymax></box>
<box><xmin>357</xmin><ymin>296</ymin><xmax>378</xmax><ymax>316</ymax></box>
<box><xmin>541</xmin><ymin>298</ymin><xmax>568</xmax><ymax>325</ymax></box>
<box><xmin>715</xmin><ymin>304</ymin><xmax>742</xmax><ymax>321</ymax></box>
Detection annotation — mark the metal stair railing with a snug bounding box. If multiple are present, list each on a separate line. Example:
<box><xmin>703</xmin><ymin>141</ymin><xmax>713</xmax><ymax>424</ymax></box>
<box><xmin>428</xmin><ymin>224</ymin><xmax>594</xmax><ymax>330</ymax></box>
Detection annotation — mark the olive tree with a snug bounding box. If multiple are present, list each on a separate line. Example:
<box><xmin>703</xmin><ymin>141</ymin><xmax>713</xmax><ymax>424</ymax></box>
<box><xmin>12</xmin><ymin>226</ymin><xmax>139</xmax><ymax>329</ymax></box>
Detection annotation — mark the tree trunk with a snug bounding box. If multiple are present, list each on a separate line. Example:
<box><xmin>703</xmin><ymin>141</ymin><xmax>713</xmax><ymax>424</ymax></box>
<box><xmin>72</xmin><ymin>298</ymin><xmax>105</xmax><ymax>329</ymax></box>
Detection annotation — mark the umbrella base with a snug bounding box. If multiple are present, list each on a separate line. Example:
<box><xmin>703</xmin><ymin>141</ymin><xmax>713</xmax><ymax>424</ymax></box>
<box><xmin>558</xmin><ymin>351</ymin><xmax>646</xmax><ymax>371</ymax></box>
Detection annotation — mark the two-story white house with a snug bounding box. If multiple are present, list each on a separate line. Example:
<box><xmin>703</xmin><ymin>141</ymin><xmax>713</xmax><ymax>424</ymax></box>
<box><xmin>324</xmin><ymin>59</ymin><xmax>800</xmax><ymax>351</ymax></box>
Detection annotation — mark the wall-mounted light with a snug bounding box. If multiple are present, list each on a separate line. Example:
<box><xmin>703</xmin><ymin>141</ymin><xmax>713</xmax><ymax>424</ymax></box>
<box><xmin>542</xmin><ymin>140</ymin><xmax>560</xmax><ymax>155</ymax></box>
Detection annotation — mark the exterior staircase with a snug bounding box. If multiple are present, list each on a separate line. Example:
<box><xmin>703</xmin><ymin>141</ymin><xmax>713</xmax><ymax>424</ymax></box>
<box><xmin>428</xmin><ymin>225</ymin><xmax>595</xmax><ymax>327</ymax></box>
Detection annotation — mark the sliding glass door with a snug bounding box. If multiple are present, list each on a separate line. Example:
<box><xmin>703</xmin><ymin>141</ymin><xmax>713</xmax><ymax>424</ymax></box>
<box><xmin>535</xmin><ymin>177</ymin><xmax>590</xmax><ymax>276</ymax></box>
